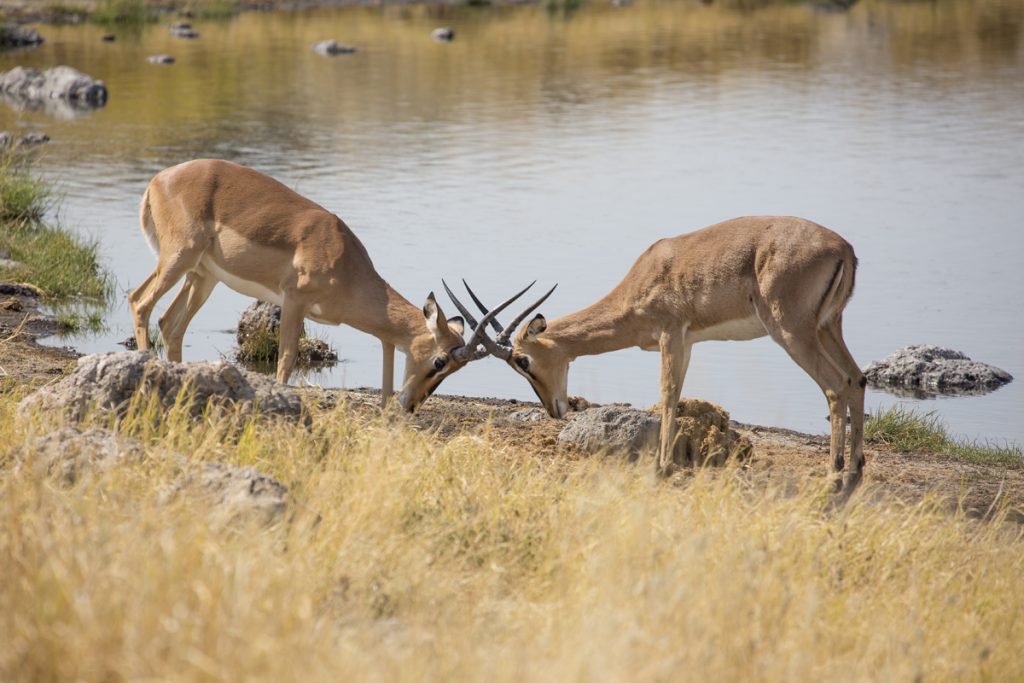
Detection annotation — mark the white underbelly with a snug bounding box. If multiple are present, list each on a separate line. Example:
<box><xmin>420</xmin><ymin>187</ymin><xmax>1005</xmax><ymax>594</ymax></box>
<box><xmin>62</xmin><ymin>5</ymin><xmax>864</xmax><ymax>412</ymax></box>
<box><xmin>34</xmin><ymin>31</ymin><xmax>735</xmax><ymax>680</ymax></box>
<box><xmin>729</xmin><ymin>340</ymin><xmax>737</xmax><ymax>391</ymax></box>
<box><xmin>202</xmin><ymin>256</ymin><xmax>283</xmax><ymax>306</ymax></box>
<box><xmin>688</xmin><ymin>314</ymin><xmax>768</xmax><ymax>343</ymax></box>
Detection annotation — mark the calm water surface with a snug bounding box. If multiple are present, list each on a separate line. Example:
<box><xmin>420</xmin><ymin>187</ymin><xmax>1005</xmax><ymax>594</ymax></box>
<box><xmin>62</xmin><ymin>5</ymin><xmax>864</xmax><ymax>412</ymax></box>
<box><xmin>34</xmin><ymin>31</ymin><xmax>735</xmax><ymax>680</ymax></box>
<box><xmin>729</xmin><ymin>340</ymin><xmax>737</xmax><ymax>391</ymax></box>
<box><xmin>2</xmin><ymin>0</ymin><xmax>1022</xmax><ymax>443</ymax></box>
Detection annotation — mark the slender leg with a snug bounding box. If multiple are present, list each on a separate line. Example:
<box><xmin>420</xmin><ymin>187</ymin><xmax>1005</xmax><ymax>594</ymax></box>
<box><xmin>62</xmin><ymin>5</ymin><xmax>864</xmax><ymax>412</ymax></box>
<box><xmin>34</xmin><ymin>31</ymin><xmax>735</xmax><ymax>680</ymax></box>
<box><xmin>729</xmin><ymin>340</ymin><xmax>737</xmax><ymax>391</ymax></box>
<box><xmin>381</xmin><ymin>341</ymin><xmax>395</xmax><ymax>407</ymax></box>
<box><xmin>158</xmin><ymin>271</ymin><xmax>217</xmax><ymax>362</ymax></box>
<box><xmin>755</xmin><ymin>299</ymin><xmax>850</xmax><ymax>491</ymax></box>
<box><xmin>128</xmin><ymin>222</ymin><xmax>208</xmax><ymax>352</ymax></box>
<box><xmin>276</xmin><ymin>296</ymin><xmax>306</xmax><ymax>384</ymax></box>
<box><xmin>819</xmin><ymin>317</ymin><xmax>866</xmax><ymax>493</ymax></box>
<box><xmin>657</xmin><ymin>328</ymin><xmax>690</xmax><ymax>477</ymax></box>
<box><xmin>826</xmin><ymin>387</ymin><xmax>848</xmax><ymax>477</ymax></box>
<box><xmin>128</xmin><ymin>270</ymin><xmax>160</xmax><ymax>348</ymax></box>
<box><xmin>128</xmin><ymin>256</ymin><xmax>196</xmax><ymax>352</ymax></box>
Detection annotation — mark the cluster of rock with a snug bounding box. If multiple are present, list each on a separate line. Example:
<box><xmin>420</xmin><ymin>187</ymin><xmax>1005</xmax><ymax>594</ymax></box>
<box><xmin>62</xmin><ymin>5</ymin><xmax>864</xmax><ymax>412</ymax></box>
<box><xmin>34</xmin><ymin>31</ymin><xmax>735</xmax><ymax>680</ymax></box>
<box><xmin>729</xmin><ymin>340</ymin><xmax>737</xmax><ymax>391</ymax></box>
<box><xmin>313</xmin><ymin>27</ymin><xmax>453</xmax><ymax>56</ymax></box>
<box><xmin>8</xmin><ymin>426</ymin><xmax>289</xmax><ymax>527</ymax></box>
<box><xmin>235</xmin><ymin>301</ymin><xmax>338</xmax><ymax>366</ymax></box>
<box><xmin>141</xmin><ymin>20</ymin><xmax>205</xmax><ymax>65</ymax></box>
<box><xmin>0</xmin><ymin>66</ymin><xmax>108</xmax><ymax>118</ymax></box>
<box><xmin>18</xmin><ymin>351</ymin><xmax>306</xmax><ymax>423</ymax></box>
<box><xmin>557</xmin><ymin>399</ymin><xmax>751</xmax><ymax>466</ymax></box>
<box><xmin>864</xmin><ymin>345</ymin><xmax>1013</xmax><ymax>397</ymax></box>
<box><xmin>7</xmin><ymin>353</ymin><xmax>306</xmax><ymax>526</ymax></box>
<box><xmin>169</xmin><ymin>21</ymin><xmax>200</xmax><ymax>39</ymax></box>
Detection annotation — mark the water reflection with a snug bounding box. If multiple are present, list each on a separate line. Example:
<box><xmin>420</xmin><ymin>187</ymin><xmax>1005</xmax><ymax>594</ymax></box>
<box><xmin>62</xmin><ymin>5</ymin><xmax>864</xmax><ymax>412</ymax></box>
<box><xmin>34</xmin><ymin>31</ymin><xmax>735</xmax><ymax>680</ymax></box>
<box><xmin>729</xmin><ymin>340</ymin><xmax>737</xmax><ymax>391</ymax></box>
<box><xmin>0</xmin><ymin>92</ymin><xmax>103</xmax><ymax>119</ymax></box>
<box><xmin>1</xmin><ymin>0</ymin><xmax>1021</xmax><ymax>443</ymax></box>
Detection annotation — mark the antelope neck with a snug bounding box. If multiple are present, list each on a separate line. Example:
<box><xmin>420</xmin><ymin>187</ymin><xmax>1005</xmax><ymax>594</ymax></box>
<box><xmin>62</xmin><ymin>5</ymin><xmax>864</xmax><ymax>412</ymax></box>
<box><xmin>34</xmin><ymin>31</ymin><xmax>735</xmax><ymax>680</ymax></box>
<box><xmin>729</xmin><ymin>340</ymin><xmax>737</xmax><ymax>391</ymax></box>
<box><xmin>544</xmin><ymin>293</ymin><xmax>646</xmax><ymax>359</ymax></box>
<box><xmin>344</xmin><ymin>277</ymin><xmax>426</xmax><ymax>353</ymax></box>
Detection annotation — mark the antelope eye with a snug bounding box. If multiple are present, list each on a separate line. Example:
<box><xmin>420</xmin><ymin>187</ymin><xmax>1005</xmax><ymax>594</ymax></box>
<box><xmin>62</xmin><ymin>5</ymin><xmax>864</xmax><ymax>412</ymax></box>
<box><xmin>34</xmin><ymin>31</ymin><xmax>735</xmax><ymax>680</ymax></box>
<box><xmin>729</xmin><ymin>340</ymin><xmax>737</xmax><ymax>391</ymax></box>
<box><xmin>516</xmin><ymin>356</ymin><xmax>530</xmax><ymax>371</ymax></box>
<box><xmin>433</xmin><ymin>357</ymin><xmax>447</xmax><ymax>371</ymax></box>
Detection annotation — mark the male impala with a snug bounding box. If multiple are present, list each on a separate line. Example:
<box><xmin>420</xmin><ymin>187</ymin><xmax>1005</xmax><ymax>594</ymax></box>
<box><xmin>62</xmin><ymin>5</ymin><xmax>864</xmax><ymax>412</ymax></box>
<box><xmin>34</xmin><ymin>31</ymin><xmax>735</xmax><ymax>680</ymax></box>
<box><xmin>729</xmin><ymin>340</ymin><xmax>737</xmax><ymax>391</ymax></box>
<box><xmin>452</xmin><ymin>216</ymin><xmax>866</xmax><ymax>494</ymax></box>
<box><xmin>129</xmin><ymin>159</ymin><xmax>526</xmax><ymax>412</ymax></box>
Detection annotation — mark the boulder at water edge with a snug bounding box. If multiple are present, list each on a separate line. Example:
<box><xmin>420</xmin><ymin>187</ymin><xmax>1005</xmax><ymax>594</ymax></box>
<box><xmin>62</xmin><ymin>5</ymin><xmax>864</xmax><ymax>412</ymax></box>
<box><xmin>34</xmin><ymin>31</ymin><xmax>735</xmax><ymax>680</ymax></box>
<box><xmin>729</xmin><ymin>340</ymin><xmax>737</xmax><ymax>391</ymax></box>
<box><xmin>864</xmin><ymin>345</ymin><xmax>1013</xmax><ymax>397</ymax></box>
<box><xmin>0</xmin><ymin>26</ymin><xmax>44</xmax><ymax>49</ymax></box>
<box><xmin>0</xmin><ymin>65</ymin><xmax>107</xmax><ymax>105</ymax></box>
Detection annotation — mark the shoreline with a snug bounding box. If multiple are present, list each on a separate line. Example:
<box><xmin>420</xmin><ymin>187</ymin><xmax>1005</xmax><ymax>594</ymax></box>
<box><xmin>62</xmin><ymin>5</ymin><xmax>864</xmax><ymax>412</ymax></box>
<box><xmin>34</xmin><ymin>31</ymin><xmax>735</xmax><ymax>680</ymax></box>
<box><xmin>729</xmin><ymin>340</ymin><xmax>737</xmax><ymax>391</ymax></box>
<box><xmin>0</xmin><ymin>0</ymin><xmax>519</xmax><ymax>25</ymax></box>
<box><xmin>2</xmin><ymin>283</ymin><xmax>1023</xmax><ymax>521</ymax></box>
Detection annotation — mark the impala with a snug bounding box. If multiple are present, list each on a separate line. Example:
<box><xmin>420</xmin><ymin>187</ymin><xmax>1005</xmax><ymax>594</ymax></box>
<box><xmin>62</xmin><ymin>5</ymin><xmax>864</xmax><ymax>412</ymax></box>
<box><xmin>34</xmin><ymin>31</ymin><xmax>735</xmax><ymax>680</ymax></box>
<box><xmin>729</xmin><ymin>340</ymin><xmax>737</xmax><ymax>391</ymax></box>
<box><xmin>128</xmin><ymin>159</ymin><xmax>528</xmax><ymax>412</ymax></box>
<box><xmin>450</xmin><ymin>216</ymin><xmax>866</xmax><ymax>493</ymax></box>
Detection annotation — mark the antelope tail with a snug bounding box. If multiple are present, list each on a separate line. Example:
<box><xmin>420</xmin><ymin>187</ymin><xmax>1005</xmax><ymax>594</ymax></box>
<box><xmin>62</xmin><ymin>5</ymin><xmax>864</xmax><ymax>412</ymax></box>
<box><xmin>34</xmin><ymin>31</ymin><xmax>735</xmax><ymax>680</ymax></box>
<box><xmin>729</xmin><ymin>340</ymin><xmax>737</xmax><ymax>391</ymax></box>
<box><xmin>139</xmin><ymin>185</ymin><xmax>159</xmax><ymax>255</ymax></box>
<box><xmin>817</xmin><ymin>254</ymin><xmax>857</xmax><ymax>327</ymax></box>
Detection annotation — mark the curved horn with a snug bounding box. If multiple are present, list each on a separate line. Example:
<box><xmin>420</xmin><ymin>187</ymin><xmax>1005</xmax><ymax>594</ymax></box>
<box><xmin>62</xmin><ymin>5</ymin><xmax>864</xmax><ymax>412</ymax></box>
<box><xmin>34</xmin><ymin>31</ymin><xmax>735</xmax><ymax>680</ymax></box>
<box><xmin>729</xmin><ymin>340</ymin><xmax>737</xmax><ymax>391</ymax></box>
<box><xmin>442</xmin><ymin>278</ymin><xmax>480</xmax><ymax>330</ymax></box>
<box><xmin>451</xmin><ymin>281</ymin><xmax>535</xmax><ymax>362</ymax></box>
<box><xmin>462</xmin><ymin>279</ymin><xmax>507</xmax><ymax>335</ymax></box>
<box><xmin>444</xmin><ymin>279</ymin><xmax>512</xmax><ymax>360</ymax></box>
<box><xmin>496</xmin><ymin>283</ymin><xmax>557</xmax><ymax>346</ymax></box>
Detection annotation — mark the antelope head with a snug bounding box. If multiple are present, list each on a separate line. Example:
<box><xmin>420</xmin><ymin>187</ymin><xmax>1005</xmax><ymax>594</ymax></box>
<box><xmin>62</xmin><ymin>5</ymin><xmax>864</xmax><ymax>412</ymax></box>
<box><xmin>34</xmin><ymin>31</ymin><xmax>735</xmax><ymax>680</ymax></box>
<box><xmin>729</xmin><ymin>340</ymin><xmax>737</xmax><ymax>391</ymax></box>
<box><xmin>443</xmin><ymin>280</ymin><xmax>568</xmax><ymax>419</ymax></box>
<box><xmin>398</xmin><ymin>284</ymin><xmax>536</xmax><ymax>412</ymax></box>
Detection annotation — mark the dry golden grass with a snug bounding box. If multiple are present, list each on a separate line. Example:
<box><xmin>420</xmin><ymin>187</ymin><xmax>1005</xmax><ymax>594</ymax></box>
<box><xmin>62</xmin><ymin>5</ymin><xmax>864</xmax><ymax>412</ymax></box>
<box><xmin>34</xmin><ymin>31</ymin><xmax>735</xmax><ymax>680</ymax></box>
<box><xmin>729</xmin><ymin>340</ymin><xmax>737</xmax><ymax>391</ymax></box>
<box><xmin>2</xmin><ymin>391</ymin><xmax>1022</xmax><ymax>682</ymax></box>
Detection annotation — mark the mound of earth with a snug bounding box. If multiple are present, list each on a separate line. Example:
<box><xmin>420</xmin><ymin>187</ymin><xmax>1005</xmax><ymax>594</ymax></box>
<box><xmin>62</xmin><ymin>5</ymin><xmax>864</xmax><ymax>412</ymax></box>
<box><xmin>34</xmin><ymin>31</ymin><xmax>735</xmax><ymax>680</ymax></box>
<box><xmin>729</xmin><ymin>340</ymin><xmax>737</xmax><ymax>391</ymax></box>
<box><xmin>235</xmin><ymin>301</ymin><xmax>338</xmax><ymax>366</ymax></box>
<box><xmin>557</xmin><ymin>399</ymin><xmax>751</xmax><ymax>466</ymax></box>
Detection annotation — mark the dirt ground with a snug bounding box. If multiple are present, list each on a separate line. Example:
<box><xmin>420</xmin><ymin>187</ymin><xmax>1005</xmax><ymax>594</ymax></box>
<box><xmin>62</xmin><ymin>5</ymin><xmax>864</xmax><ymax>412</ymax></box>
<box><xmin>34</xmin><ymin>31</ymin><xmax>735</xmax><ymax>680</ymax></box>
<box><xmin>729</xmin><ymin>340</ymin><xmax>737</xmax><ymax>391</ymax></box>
<box><xmin>3</xmin><ymin>286</ymin><xmax>1022</xmax><ymax>522</ymax></box>
<box><xmin>0</xmin><ymin>288</ymin><xmax>79</xmax><ymax>390</ymax></box>
<box><xmin>316</xmin><ymin>386</ymin><xmax>1024</xmax><ymax>523</ymax></box>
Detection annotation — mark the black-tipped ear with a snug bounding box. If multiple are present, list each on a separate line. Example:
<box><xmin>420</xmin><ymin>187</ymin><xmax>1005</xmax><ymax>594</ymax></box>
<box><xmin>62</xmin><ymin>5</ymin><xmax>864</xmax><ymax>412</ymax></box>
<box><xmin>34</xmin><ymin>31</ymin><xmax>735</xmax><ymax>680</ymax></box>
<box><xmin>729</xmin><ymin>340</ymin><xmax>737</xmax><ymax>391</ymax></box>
<box><xmin>424</xmin><ymin>292</ymin><xmax>452</xmax><ymax>343</ymax></box>
<box><xmin>447</xmin><ymin>316</ymin><xmax>465</xmax><ymax>337</ymax></box>
<box><xmin>423</xmin><ymin>292</ymin><xmax>442</xmax><ymax>340</ymax></box>
<box><xmin>423</xmin><ymin>292</ymin><xmax>438</xmax><ymax>320</ymax></box>
<box><xmin>523</xmin><ymin>314</ymin><xmax>547</xmax><ymax>340</ymax></box>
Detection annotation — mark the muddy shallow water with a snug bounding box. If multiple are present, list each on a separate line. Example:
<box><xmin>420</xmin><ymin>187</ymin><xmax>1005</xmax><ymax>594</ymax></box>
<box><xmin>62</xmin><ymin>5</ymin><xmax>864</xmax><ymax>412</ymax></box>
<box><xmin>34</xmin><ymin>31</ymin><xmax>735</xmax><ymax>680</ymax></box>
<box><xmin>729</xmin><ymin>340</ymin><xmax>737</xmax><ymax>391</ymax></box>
<box><xmin>2</xmin><ymin>0</ymin><xmax>1022</xmax><ymax>444</ymax></box>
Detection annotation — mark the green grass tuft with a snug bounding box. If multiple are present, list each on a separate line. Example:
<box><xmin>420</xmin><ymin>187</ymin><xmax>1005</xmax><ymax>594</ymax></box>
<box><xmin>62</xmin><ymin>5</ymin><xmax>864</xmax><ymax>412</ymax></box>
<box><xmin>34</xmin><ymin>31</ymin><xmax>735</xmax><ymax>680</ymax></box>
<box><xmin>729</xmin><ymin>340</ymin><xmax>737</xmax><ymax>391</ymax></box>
<box><xmin>1</xmin><ymin>222</ymin><xmax>114</xmax><ymax>300</ymax></box>
<box><xmin>0</xmin><ymin>152</ymin><xmax>114</xmax><ymax>302</ymax></box>
<box><xmin>866</xmin><ymin>406</ymin><xmax>1022</xmax><ymax>467</ymax></box>
<box><xmin>236</xmin><ymin>323</ymin><xmax>280</xmax><ymax>365</ymax></box>
<box><xmin>235</xmin><ymin>310</ymin><xmax>337</xmax><ymax>369</ymax></box>
<box><xmin>545</xmin><ymin>0</ymin><xmax>584</xmax><ymax>17</ymax></box>
<box><xmin>52</xmin><ymin>307</ymin><xmax>107</xmax><ymax>336</ymax></box>
<box><xmin>0</xmin><ymin>154</ymin><xmax>53</xmax><ymax>224</ymax></box>
<box><xmin>865</xmin><ymin>406</ymin><xmax>948</xmax><ymax>452</ymax></box>
<box><xmin>92</xmin><ymin>0</ymin><xmax>153</xmax><ymax>24</ymax></box>
<box><xmin>188</xmin><ymin>0</ymin><xmax>237</xmax><ymax>19</ymax></box>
